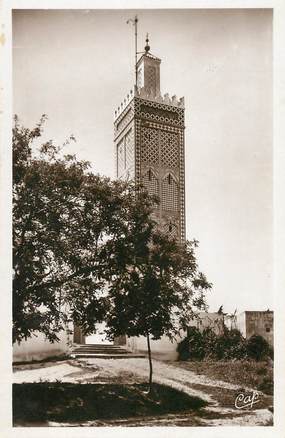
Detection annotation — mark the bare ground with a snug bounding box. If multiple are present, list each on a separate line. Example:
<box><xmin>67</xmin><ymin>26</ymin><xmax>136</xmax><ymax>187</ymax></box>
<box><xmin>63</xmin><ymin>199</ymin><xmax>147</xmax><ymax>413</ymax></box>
<box><xmin>13</xmin><ymin>357</ymin><xmax>273</xmax><ymax>426</ymax></box>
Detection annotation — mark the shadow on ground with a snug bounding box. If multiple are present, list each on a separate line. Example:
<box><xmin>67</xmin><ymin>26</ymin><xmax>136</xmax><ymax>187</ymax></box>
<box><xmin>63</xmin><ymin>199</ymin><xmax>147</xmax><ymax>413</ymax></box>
<box><xmin>13</xmin><ymin>382</ymin><xmax>207</xmax><ymax>426</ymax></box>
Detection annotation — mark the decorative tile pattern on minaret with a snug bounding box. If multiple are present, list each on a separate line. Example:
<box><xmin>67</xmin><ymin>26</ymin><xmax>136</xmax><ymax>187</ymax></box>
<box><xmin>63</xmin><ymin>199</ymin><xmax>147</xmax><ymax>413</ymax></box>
<box><xmin>114</xmin><ymin>44</ymin><xmax>185</xmax><ymax>243</ymax></box>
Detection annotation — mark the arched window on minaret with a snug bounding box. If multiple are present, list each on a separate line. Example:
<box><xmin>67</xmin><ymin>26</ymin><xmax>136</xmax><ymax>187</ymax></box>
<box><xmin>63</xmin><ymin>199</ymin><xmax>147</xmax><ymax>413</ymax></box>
<box><xmin>142</xmin><ymin>168</ymin><xmax>159</xmax><ymax>203</ymax></box>
<box><xmin>162</xmin><ymin>173</ymin><xmax>179</xmax><ymax>211</ymax></box>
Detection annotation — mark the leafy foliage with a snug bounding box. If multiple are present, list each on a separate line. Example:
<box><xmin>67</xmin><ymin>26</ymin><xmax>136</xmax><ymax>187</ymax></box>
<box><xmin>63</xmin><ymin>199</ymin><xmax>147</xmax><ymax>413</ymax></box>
<box><xmin>13</xmin><ymin>115</ymin><xmax>212</xmax><ymax>391</ymax></box>
<box><xmin>177</xmin><ymin>327</ymin><xmax>204</xmax><ymax>360</ymax></box>
<box><xmin>100</xmin><ymin>201</ymin><xmax>212</xmax><ymax>390</ymax></box>
<box><xmin>103</xmin><ymin>233</ymin><xmax>211</xmax><ymax>343</ymax></box>
<box><xmin>13</xmin><ymin>115</ymin><xmax>135</xmax><ymax>343</ymax></box>
<box><xmin>177</xmin><ymin>326</ymin><xmax>218</xmax><ymax>360</ymax></box>
<box><xmin>215</xmin><ymin>328</ymin><xmax>247</xmax><ymax>360</ymax></box>
<box><xmin>246</xmin><ymin>334</ymin><xmax>272</xmax><ymax>361</ymax></box>
<box><xmin>177</xmin><ymin>326</ymin><xmax>272</xmax><ymax>362</ymax></box>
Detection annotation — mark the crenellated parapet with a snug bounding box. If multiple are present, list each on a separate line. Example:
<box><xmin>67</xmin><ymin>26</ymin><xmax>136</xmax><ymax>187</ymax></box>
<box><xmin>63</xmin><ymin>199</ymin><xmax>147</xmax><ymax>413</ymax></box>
<box><xmin>135</xmin><ymin>86</ymin><xmax>184</xmax><ymax>109</ymax></box>
<box><xmin>114</xmin><ymin>86</ymin><xmax>184</xmax><ymax>120</ymax></box>
<box><xmin>114</xmin><ymin>89</ymin><xmax>134</xmax><ymax>120</ymax></box>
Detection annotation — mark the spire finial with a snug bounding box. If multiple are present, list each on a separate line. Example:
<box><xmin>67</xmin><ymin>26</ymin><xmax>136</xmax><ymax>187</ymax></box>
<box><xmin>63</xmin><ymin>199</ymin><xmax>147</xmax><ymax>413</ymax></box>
<box><xmin>144</xmin><ymin>33</ymin><xmax>150</xmax><ymax>53</ymax></box>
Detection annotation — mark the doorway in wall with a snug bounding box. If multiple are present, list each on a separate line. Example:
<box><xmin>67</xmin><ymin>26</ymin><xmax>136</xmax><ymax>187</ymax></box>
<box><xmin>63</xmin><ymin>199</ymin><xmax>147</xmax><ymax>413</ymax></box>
<box><xmin>85</xmin><ymin>322</ymin><xmax>113</xmax><ymax>345</ymax></box>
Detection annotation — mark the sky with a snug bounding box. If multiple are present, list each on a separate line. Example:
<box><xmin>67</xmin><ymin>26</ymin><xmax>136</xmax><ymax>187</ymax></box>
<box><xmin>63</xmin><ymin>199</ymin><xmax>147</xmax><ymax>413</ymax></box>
<box><xmin>12</xmin><ymin>8</ymin><xmax>273</xmax><ymax>314</ymax></box>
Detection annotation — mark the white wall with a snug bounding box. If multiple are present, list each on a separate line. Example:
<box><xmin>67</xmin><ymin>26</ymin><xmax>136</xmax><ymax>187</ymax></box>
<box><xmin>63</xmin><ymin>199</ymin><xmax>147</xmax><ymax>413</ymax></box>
<box><xmin>13</xmin><ymin>329</ymin><xmax>71</xmax><ymax>363</ymax></box>
<box><xmin>236</xmin><ymin>312</ymin><xmax>247</xmax><ymax>337</ymax></box>
<box><xmin>188</xmin><ymin>312</ymin><xmax>224</xmax><ymax>335</ymax></box>
<box><xmin>127</xmin><ymin>333</ymin><xmax>186</xmax><ymax>361</ymax></box>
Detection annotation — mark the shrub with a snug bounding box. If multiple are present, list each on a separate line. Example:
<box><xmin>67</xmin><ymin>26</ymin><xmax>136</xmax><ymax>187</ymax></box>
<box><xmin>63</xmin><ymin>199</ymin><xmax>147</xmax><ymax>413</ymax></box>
<box><xmin>177</xmin><ymin>337</ymin><xmax>191</xmax><ymax>361</ymax></box>
<box><xmin>177</xmin><ymin>327</ymin><xmax>205</xmax><ymax>360</ymax></box>
<box><xmin>256</xmin><ymin>366</ymin><xmax>267</xmax><ymax>376</ymax></box>
<box><xmin>187</xmin><ymin>327</ymin><xmax>205</xmax><ymax>360</ymax></box>
<box><xmin>257</xmin><ymin>376</ymin><xmax>274</xmax><ymax>395</ymax></box>
<box><xmin>246</xmin><ymin>335</ymin><xmax>271</xmax><ymax>361</ymax></box>
<box><xmin>201</xmin><ymin>328</ymin><xmax>218</xmax><ymax>359</ymax></box>
<box><xmin>177</xmin><ymin>328</ymin><xmax>273</xmax><ymax>362</ymax></box>
<box><xmin>215</xmin><ymin>328</ymin><xmax>247</xmax><ymax>360</ymax></box>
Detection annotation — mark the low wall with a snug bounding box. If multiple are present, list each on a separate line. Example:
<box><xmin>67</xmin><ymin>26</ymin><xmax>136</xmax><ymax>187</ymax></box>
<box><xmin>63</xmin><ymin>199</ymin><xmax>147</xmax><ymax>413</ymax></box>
<box><xmin>13</xmin><ymin>329</ymin><xmax>71</xmax><ymax>363</ymax></box>
<box><xmin>127</xmin><ymin>334</ymin><xmax>186</xmax><ymax>361</ymax></box>
<box><xmin>188</xmin><ymin>312</ymin><xmax>224</xmax><ymax>335</ymax></box>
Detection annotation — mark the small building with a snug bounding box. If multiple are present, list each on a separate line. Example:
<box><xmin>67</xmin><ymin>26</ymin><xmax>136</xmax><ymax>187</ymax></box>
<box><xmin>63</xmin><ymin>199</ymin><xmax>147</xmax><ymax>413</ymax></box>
<box><xmin>188</xmin><ymin>310</ymin><xmax>274</xmax><ymax>347</ymax></box>
<box><xmin>236</xmin><ymin>310</ymin><xmax>273</xmax><ymax>346</ymax></box>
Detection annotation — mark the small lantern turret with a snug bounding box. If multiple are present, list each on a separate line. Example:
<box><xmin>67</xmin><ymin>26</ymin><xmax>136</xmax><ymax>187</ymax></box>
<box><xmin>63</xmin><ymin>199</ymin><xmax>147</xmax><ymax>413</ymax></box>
<box><xmin>136</xmin><ymin>34</ymin><xmax>161</xmax><ymax>96</ymax></box>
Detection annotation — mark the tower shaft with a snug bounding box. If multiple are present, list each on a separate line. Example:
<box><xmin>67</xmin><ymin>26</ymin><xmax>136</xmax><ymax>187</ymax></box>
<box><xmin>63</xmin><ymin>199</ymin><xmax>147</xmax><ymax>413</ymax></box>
<box><xmin>114</xmin><ymin>51</ymin><xmax>185</xmax><ymax>243</ymax></box>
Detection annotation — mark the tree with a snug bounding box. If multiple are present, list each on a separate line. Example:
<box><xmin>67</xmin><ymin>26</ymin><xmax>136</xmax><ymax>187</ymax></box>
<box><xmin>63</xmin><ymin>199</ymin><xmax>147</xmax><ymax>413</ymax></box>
<box><xmin>13</xmin><ymin>116</ymin><xmax>212</xmax><ymax>395</ymax></box>
<box><xmin>246</xmin><ymin>334</ymin><xmax>271</xmax><ymax>361</ymax></box>
<box><xmin>99</xmin><ymin>194</ymin><xmax>212</xmax><ymax>392</ymax></box>
<box><xmin>13</xmin><ymin>115</ymin><xmax>134</xmax><ymax>343</ymax></box>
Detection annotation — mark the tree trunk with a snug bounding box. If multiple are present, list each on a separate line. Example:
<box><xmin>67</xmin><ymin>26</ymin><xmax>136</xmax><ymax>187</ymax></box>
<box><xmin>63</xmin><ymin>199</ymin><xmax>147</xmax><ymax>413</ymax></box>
<box><xmin>146</xmin><ymin>332</ymin><xmax>153</xmax><ymax>394</ymax></box>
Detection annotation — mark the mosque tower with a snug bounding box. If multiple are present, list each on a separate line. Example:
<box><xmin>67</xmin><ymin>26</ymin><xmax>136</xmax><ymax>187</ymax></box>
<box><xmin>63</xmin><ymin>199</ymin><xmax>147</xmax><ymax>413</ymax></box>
<box><xmin>114</xmin><ymin>34</ymin><xmax>186</xmax><ymax>242</ymax></box>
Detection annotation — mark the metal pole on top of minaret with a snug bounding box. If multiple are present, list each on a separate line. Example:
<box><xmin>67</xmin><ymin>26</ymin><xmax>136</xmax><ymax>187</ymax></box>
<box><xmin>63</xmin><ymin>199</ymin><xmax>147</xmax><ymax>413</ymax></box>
<box><xmin>127</xmin><ymin>15</ymin><xmax>138</xmax><ymax>87</ymax></box>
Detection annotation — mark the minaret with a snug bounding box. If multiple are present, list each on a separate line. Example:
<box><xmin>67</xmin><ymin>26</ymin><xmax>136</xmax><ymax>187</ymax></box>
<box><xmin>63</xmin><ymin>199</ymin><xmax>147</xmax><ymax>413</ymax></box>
<box><xmin>114</xmin><ymin>36</ymin><xmax>185</xmax><ymax>243</ymax></box>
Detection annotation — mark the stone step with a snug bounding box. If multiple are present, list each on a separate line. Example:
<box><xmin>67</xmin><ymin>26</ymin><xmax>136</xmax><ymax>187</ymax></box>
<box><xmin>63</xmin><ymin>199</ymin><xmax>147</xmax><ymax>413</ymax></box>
<box><xmin>73</xmin><ymin>348</ymin><xmax>124</xmax><ymax>351</ymax></box>
<box><xmin>70</xmin><ymin>343</ymin><xmax>145</xmax><ymax>359</ymax></box>
<box><xmin>72</xmin><ymin>346</ymin><xmax>126</xmax><ymax>349</ymax></box>
<box><xmin>79</xmin><ymin>344</ymin><xmax>120</xmax><ymax>347</ymax></box>
<box><xmin>72</xmin><ymin>345</ymin><xmax>127</xmax><ymax>351</ymax></box>
<box><xmin>71</xmin><ymin>351</ymin><xmax>129</xmax><ymax>356</ymax></box>
<box><xmin>70</xmin><ymin>352</ymin><xmax>145</xmax><ymax>359</ymax></box>
<box><xmin>72</xmin><ymin>346</ymin><xmax>128</xmax><ymax>350</ymax></box>
<box><xmin>73</xmin><ymin>346</ymin><xmax>123</xmax><ymax>350</ymax></box>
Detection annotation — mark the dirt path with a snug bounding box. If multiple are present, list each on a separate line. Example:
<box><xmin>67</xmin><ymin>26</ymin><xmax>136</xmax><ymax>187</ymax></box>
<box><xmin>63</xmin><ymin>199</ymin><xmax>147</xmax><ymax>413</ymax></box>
<box><xmin>13</xmin><ymin>358</ymin><xmax>273</xmax><ymax>426</ymax></box>
<box><xmin>75</xmin><ymin>358</ymin><xmax>273</xmax><ymax>426</ymax></box>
